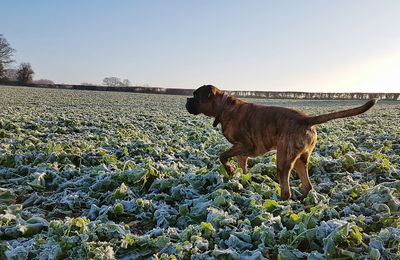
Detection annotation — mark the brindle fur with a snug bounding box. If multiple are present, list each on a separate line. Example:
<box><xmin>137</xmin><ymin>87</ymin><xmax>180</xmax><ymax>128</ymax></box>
<box><xmin>186</xmin><ymin>85</ymin><xmax>376</xmax><ymax>200</ymax></box>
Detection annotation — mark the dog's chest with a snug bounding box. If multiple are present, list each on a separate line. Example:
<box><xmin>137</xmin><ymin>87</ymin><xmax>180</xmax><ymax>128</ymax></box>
<box><xmin>220</xmin><ymin>121</ymin><xmax>237</xmax><ymax>143</ymax></box>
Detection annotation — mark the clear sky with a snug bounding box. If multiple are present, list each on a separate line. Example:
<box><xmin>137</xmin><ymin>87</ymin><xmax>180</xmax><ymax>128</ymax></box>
<box><xmin>1</xmin><ymin>1</ymin><xmax>399</xmax><ymax>92</ymax></box>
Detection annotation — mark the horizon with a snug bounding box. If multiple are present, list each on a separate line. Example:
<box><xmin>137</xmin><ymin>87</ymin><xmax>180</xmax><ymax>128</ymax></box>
<box><xmin>1</xmin><ymin>1</ymin><xmax>400</xmax><ymax>93</ymax></box>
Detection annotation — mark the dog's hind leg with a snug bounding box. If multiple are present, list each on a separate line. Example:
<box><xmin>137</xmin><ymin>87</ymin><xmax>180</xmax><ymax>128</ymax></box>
<box><xmin>276</xmin><ymin>148</ymin><xmax>298</xmax><ymax>200</ymax></box>
<box><xmin>294</xmin><ymin>153</ymin><xmax>312</xmax><ymax>198</ymax></box>
<box><xmin>236</xmin><ymin>156</ymin><xmax>248</xmax><ymax>173</ymax></box>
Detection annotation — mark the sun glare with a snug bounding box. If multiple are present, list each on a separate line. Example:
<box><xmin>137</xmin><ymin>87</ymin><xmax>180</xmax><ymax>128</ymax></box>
<box><xmin>329</xmin><ymin>48</ymin><xmax>400</xmax><ymax>93</ymax></box>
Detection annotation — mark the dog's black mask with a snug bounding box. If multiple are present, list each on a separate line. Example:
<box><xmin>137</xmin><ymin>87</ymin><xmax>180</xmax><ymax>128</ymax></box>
<box><xmin>186</xmin><ymin>85</ymin><xmax>216</xmax><ymax>115</ymax></box>
<box><xmin>185</xmin><ymin>97</ymin><xmax>200</xmax><ymax>115</ymax></box>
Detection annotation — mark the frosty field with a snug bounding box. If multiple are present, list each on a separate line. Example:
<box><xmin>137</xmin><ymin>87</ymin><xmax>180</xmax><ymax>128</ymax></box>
<box><xmin>0</xmin><ymin>86</ymin><xmax>399</xmax><ymax>259</ymax></box>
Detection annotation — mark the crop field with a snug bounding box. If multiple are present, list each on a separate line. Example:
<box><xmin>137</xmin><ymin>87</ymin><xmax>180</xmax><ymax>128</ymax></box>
<box><xmin>0</xmin><ymin>86</ymin><xmax>399</xmax><ymax>259</ymax></box>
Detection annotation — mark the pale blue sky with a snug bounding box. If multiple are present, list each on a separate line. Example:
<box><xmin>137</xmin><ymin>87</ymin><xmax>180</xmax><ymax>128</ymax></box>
<box><xmin>1</xmin><ymin>1</ymin><xmax>399</xmax><ymax>92</ymax></box>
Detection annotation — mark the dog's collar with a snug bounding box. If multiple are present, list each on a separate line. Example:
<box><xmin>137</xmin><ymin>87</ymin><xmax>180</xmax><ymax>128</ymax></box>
<box><xmin>213</xmin><ymin>94</ymin><xmax>229</xmax><ymax>127</ymax></box>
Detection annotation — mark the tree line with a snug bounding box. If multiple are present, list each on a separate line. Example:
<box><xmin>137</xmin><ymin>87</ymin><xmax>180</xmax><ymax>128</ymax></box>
<box><xmin>3</xmin><ymin>82</ymin><xmax>397</xmax><ymax>100</ymax></box>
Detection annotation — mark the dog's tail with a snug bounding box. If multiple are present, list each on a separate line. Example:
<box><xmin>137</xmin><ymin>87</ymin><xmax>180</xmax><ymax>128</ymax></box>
<box><xmin>305</xmin><ymin>99</ymin><xmax>377</xmax><ymax>126</ymax></box>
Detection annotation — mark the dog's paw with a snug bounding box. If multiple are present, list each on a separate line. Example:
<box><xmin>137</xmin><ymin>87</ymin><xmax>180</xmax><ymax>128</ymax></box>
<box><xmin>225</xmin><ymin>164</ymin><xmax>235</xmax><ymax>176</ymax></box>
<box><xmin>280</xmin><ymin>190</ymin><xmax>292</xmax><ymax>201</ymax></box>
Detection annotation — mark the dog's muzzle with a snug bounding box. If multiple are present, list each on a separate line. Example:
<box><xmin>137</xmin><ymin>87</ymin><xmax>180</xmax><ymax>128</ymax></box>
<box><xmin>186</xmin><ymin>98</ymin><xmax>200</xmax><ymax>115</ymax></box>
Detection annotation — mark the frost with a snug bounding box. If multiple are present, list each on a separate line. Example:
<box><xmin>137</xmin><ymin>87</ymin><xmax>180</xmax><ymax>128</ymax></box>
<box><xmin>0</xmin><ymin>87</ymin><xmax>399</xmax><ymax>259</ymax></box>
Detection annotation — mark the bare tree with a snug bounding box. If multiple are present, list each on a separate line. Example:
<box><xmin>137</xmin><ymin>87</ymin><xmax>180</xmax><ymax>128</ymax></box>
<box><xmin>122</xmin><ymin>79</ymin><xmax>131</xmax><ymax>86</ymax></box>
<box><xmin>102</xmin><ymin>77</ymin><xmax>123</xmax><ymax>87</ymax></box>
<box><xmin>0</xmin><ymin>34</ymin><xmax>15</xmax><ymax>65</ymax></box>
<box><xmin>17</xmin><ymin>63</ymin><xmax>34</xmax><ymax>83</ymax></box>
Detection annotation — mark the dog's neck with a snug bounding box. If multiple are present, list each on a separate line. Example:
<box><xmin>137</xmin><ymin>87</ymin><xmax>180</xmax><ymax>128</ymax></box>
<box><xmin>213</xmin><ymin>94</ymin><xmax>229</xmax><ymax>127</ymax></box>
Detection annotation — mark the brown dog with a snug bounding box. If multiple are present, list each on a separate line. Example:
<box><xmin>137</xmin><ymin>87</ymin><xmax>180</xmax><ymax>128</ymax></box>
<box><xmin>186</xmin><ymin>85</ymin><xmax>377</xmax><ymax>200</ymax></box>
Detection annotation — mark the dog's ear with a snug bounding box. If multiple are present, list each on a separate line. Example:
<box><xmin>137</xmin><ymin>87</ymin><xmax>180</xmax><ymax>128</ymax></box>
<box><xmin>197</xmin><ymin>85</ymin><xmax>220</xmax><ymax>101</ymax></box>
<box><xmin>205</xmin><ymin>85</ymin><xmax>218</xmax><ymax>100</ymax></box>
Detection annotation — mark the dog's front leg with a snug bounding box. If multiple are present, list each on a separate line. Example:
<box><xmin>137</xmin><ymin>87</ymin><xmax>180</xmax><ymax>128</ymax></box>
<box><xmin>219</xmin><ymin>145</ymin><xmax>248</xmax><ymax>175</ymax></box>
<box><xmin>236</xmin><ymin>156</ymin><xmax>248</xmax><ymax>173</ymax></box>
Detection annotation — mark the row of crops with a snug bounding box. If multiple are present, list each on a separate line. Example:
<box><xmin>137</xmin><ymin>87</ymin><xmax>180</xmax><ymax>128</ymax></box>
<box><xmin>0</xmin><ymin>86</ymin><xmax>399</xmax><ymax>259</ymax></box>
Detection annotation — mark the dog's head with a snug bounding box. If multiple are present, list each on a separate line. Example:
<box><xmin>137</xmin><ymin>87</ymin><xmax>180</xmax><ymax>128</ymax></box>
<box><xmin>186</xmin><ymin>85</ymin><xmax>222</xmax><ymax>117</ymax></box>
